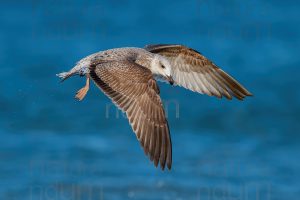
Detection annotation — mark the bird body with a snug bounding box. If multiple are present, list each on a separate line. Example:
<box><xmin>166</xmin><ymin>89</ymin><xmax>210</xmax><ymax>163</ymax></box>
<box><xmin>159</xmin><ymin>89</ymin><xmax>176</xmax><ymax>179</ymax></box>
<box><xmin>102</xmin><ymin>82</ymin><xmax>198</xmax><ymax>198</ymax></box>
<box><xmin>57</xmin><ymin>44</ymin><xmax>252</xmax><ymax>170</ymax></box>
<box><xmin>58</xmin><ymin>47</ymin><xmax>173</xmax><ymax>84</ymax></box>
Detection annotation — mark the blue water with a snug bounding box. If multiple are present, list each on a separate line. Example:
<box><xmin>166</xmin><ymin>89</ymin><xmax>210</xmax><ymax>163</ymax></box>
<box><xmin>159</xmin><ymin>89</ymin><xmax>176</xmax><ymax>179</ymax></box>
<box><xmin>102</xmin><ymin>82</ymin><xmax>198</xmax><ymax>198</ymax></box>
<box><xmin>1</xmin><ymin>0</ymin><xmax>300</xmax><ymax>199</ymax></box>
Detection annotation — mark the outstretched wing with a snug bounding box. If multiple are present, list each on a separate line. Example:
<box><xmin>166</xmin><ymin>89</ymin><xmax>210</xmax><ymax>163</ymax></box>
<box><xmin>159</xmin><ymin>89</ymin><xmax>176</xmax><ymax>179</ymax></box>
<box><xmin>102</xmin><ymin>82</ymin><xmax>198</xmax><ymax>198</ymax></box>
<box><xmin>89</xmin><ymin>60</ymin><xmax>172</xmax><ymax>170</ymax></box>
<box><xmin>145</xmin><ymin>44</ymin><xmax>252</xmax><ymax>100</ymax></box>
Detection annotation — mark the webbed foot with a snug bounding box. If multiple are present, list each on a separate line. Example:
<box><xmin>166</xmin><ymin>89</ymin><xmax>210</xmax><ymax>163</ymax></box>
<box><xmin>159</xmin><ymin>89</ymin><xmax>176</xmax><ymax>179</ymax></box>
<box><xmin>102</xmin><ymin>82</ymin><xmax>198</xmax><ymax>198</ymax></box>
<box><xmin>75</xmin><ymin>75</ymin><xmax>90</xmax><ymax>101</ymax></box>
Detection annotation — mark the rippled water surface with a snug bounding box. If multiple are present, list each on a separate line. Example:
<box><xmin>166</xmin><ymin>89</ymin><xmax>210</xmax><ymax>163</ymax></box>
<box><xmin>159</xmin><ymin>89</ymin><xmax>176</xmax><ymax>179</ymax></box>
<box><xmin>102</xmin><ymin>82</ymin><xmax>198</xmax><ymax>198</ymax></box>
<box><xmin>0</xmin><ymin>0</ymin><xmax>299</xmax><ymax>199</ymax></box>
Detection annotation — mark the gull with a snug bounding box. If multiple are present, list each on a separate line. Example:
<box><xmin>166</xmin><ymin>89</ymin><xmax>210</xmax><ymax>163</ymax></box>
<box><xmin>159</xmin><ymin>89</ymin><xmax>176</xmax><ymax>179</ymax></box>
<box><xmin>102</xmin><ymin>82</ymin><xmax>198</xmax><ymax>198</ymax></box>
<box><xmin>57</xmin><ymin>44</ymin><xmax>252</xmax><ymax>170</ymax></box>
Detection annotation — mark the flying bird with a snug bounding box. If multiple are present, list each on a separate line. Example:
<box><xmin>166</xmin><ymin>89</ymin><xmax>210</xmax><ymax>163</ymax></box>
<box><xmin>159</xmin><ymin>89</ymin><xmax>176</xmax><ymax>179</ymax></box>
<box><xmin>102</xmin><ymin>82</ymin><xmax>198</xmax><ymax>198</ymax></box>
<box><xmin>57</xmin><ymin>44</ymin><xmax>252</xmax><ymax>170</ymax></box>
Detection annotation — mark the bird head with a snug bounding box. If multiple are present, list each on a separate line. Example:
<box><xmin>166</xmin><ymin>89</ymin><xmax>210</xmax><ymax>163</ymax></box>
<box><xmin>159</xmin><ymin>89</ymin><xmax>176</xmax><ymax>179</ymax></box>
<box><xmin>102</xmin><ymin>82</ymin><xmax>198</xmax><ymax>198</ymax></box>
<box><xmin>150</xmin><ymin>55</ymin><xmax>174</xmax><ymax>85</ymax></box>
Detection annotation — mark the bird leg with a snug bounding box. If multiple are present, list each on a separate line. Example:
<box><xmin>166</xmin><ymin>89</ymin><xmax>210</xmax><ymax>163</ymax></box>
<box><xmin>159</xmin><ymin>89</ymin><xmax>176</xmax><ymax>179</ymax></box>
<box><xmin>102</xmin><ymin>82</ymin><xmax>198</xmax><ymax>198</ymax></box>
<box><xmin>75</xmin><ymin>75</ymin><xmax>90</xmax><ymax>101</ymax></box>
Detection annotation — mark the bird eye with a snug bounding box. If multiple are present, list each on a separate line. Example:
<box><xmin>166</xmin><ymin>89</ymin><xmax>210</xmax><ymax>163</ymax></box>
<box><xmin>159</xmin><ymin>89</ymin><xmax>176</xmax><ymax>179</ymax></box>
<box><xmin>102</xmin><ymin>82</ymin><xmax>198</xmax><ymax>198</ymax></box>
<box><xmin>161</xmin><ymin>65</ymin><xmax>166</xmax><ymax>69</ymax></box>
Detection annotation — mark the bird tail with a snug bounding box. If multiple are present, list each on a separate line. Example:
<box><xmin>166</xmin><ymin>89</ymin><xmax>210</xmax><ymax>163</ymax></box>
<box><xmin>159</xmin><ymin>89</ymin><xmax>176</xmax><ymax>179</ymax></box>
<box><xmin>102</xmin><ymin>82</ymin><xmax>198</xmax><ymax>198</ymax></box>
<box><xmin>57</xmin><ymin>55</ymin><xmax>92</xmax><ymax>82</ymax></box>
<box><xmin>56</xmin><ymin>71</ymin><xmax>74</xmax><ymax>82</ymax></box>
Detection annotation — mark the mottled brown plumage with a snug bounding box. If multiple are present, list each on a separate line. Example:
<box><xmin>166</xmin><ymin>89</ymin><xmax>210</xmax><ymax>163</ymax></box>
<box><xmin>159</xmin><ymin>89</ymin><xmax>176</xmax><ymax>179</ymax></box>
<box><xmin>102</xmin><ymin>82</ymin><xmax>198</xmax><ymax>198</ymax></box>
<box><xmin>145</xmin><ymin>44</ymin><xmax>252</xmax><ymax>100</ymax></box>
<box><xmin>57</xmin><ymin>44</ymin><xmax>252</xmax><ymax>171</ymax></box>
<box><xmin>89</xmin><ymin>60</ymin><xmax>172</xmax><ymax>170</ymax></box>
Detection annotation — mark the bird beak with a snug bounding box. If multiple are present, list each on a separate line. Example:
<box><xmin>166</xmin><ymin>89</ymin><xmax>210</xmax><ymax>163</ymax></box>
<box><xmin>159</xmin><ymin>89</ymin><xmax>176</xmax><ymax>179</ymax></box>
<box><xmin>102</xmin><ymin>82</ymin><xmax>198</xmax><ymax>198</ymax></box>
<box><xmin>167</xmin><ymin>76</ymin><xmax>174</xmax><ymax>85</ymax></box>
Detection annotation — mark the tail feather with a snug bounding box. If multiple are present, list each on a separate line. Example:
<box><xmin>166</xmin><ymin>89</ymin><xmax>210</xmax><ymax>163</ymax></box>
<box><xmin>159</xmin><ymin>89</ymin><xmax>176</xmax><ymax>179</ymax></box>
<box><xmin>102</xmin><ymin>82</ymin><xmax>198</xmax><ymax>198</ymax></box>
<box><xmin>56</xmin><ymin>72</ymin><xmax>73</xmax><ymax>82</ymax></box>
<box><xmin>57</xmin><ymin>57</ymin><xmax>91</xmax><ymax>82</ymax></box>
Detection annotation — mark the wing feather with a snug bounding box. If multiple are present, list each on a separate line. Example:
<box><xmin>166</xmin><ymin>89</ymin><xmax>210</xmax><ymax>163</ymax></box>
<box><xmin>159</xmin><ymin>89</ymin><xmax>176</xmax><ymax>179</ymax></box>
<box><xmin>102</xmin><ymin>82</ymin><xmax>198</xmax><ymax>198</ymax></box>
<box><xmin>145</xmin><ymin>44</ymin><xmax>252</xmax><ymax>100</ymax></box>
<box><xmin>89</xmin><ymin>60</ymin><xmax>172</xmax><ymax>170</ymax></box>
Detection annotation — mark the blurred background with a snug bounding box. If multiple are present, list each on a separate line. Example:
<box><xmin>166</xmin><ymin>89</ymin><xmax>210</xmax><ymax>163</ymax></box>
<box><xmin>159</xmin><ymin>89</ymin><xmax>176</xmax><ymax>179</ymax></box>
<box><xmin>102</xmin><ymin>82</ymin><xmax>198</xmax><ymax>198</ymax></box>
<box><xmin>0</xmin><ymin>0</ymin><xmax>299</xmax><ymax>199</ymax></box>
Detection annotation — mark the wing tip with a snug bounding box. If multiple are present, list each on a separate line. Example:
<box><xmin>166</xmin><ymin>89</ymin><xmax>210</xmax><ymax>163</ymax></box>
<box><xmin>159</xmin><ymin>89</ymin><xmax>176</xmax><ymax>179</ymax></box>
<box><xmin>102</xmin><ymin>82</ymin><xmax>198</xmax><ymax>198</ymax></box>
<box><xmin>152</xmin><ymin>156</ymin><xmax>172</xmax><ymax>171</ymax></box>
<box><xmin>213</xmin><ymin>89</ymin><xmax>253</xmax><ymax>101</ymax></box>
<box><xmin>159</xmin><ymin>161</ymin><xmax>172</xmax><ymax>171</ymax></box>
<box><xmin>234</xmin><ymin>89</ymin><xmax>253</xmax><ymax>101</ymax></box>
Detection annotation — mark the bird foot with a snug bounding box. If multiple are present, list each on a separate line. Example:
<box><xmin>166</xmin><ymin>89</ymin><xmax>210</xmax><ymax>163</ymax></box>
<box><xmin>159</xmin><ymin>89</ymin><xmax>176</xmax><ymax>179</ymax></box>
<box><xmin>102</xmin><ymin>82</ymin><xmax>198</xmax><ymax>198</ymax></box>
<box><xmin>75</xmin><ymin>87</ymin><xmax>89</xmax><ymax>101</ymax></box>
<box><xmin>75</xmin><ymin>76</ymin><xmax>90</xmax><ymax>101</ymax></box>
